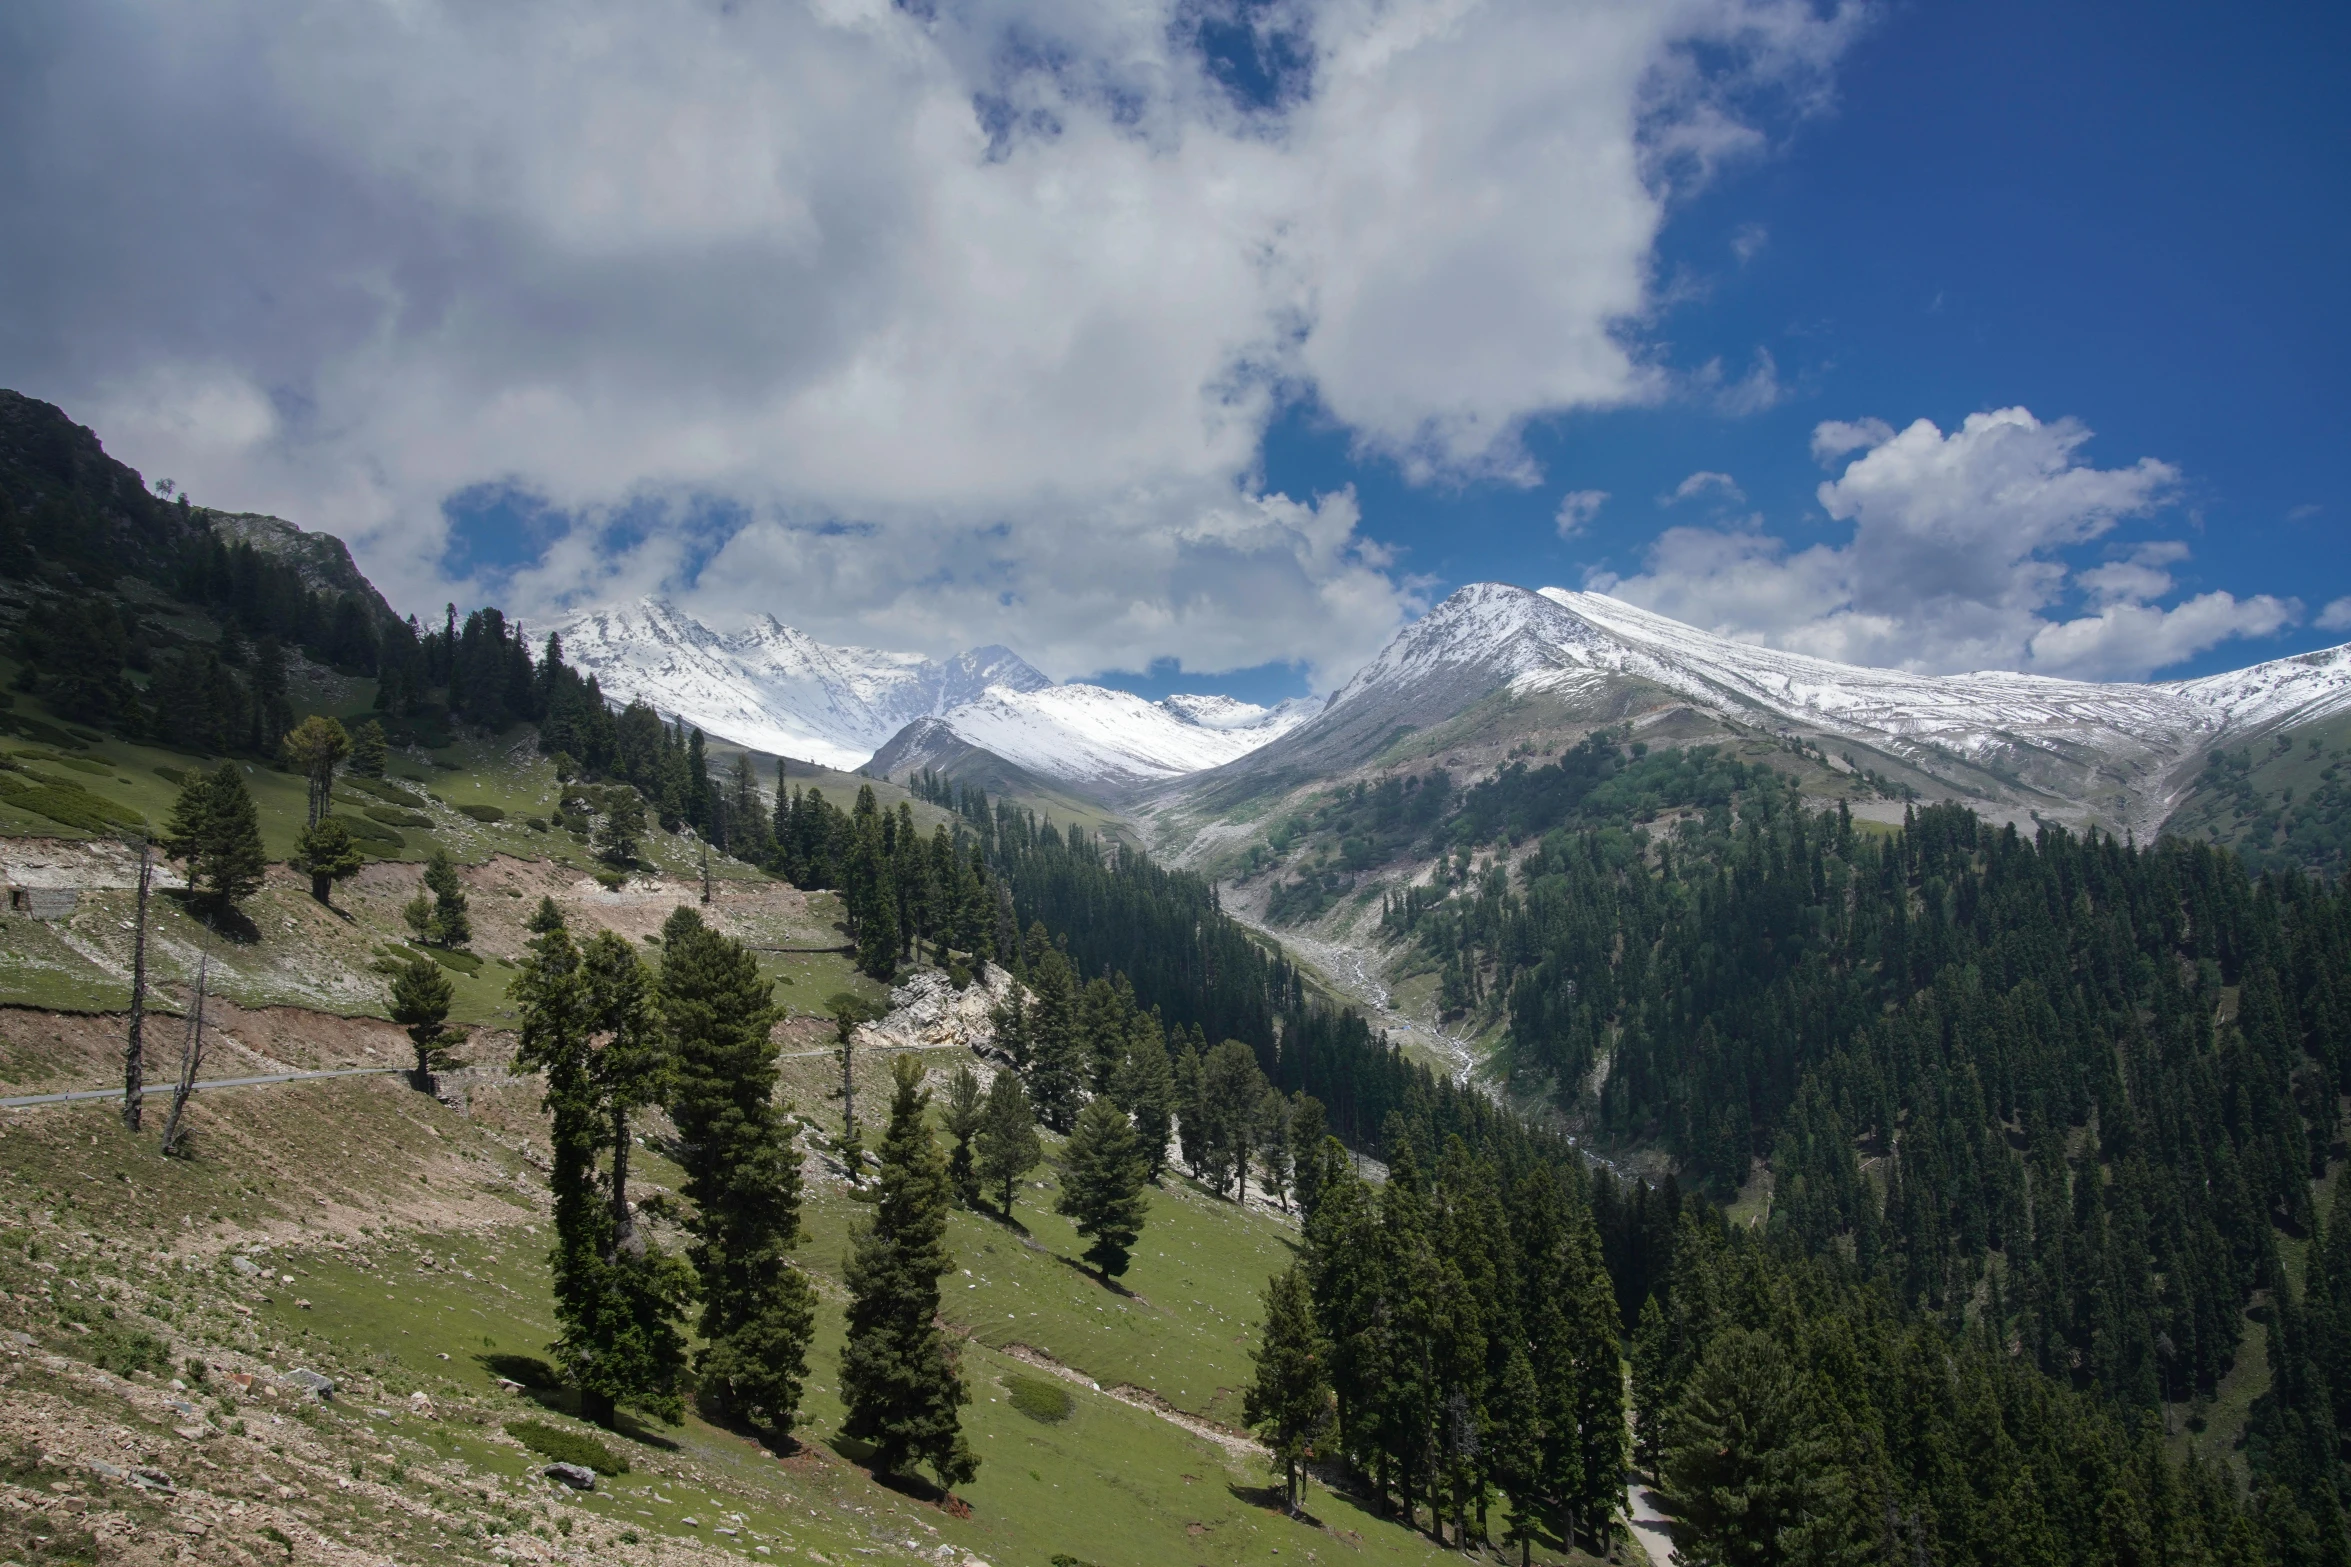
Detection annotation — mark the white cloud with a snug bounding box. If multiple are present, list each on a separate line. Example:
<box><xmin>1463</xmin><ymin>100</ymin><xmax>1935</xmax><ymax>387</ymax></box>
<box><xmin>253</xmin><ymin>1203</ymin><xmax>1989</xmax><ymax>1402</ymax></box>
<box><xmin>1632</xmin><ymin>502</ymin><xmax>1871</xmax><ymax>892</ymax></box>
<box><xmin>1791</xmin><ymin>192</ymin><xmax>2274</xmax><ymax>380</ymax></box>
<box><xmin>1731</xmin><ymin>222</ymin><xmax>1768</xmax><ymax>263</ymax></box>
<box><xmin>0</xmin><ymin>0</ymin><xmax>1863</xmax><ymax>684</ymax></box>
<box><xmin>1810</xmin><ymin>416</ymin><xmax>1893</xmax><ymax>464</ymax></box>
<box><xmin>2320</xmin><ymin>597</ymin><xmax>2351</xmax><ymax>633</ymax></box>
<box><xmin>1602</xmin><ymin>407</ymin><xmax>2298</xmax><ymax>679</ymax></box>
<box><xmin>1692</xmin><ymin>347</ymin><xmax>1786</xmax><ymax>415</ymax></box>
<box><xmin>1555</xmin><ymin>489</ymin><xmax>1610</xmax><ymax>537</ymax></box>
<box><xmin>1664</xmin><ymin>470</ymin><xmax>1745</xmax><ymax>505</ymax></box>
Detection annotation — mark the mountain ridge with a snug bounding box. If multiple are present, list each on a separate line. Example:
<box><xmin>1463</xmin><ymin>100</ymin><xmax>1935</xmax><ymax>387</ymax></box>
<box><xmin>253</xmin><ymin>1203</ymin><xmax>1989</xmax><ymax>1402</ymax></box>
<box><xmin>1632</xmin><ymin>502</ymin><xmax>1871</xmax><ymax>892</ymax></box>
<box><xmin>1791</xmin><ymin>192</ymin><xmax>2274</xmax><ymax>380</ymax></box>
<box><xmin>1149</xmin><ymin>580</ymin><xmax>2351</xmax><ymax>848</ymax></box>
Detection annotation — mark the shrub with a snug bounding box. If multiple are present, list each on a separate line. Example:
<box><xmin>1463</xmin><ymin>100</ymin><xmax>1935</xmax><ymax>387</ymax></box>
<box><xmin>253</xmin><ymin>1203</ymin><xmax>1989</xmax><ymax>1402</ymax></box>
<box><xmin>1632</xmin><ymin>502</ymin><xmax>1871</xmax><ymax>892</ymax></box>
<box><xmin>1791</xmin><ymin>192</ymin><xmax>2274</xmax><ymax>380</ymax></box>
<box><xmin>344</xmin><ymin>775</ymin><xmax>430</xmax><ymax>809</ymax></box>
<box><xmin>455</xmin><ymin>803</ymin><xmax>505</xmax><ymax>823</ymax></box>
<box><xmin>82</xmin><ymin>1324</ymin><xmax>171</xmax><ymax>1377</ymax></box>
<box><xmin>0</xmin><ymin>774</ymin><xmax>146</xmax><ymax>836</ymax></box>
<box><xmin>153</xmin><ymin>765</ymin><xmax>190</xmax><ymax>785</ymax></box>
<box><xmin>364</xmin><ymin>805</ymin><xmax>433</xmax><ymax>829</ymax></box>
<box><xmin>1005</xmin><ymin>1374</ymin><xmax>1073</xmax><ymax>1424</ymax></box>
<box><xmin>332</xmin><ymin>814</ymin><xmax>406</xmax><ymax>850</ymax></box>
<box><xmin>504</xmin><ymin>1420</ymin><xmax>629</xmax><ymax>1476</ymax></box>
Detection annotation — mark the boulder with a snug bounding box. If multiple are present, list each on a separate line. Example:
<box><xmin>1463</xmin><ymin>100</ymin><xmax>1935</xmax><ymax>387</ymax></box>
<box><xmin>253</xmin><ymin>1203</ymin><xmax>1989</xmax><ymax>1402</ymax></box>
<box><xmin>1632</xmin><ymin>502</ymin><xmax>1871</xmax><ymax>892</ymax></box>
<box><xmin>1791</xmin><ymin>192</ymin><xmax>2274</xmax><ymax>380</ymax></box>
<box><xmin>544</xmin><ymin>1463</ymin><xmax>596</xmax><ymax>1491</ymax></box>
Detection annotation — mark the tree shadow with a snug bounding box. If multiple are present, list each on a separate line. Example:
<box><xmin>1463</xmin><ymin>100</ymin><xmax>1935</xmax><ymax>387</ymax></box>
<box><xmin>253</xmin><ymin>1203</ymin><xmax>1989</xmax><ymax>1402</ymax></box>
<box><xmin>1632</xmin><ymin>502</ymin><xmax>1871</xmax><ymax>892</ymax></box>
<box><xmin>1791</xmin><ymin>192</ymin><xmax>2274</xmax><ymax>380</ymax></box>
<box><xmin>1048</xmin><ymin>1252</ymin><xmax>1136</xmax><ymax>1297</ymax></box>
<box><xmin>164</xmin><ymin>890</ymin><xmax>260</xmax><ymax>946</ymax></box>
<box><xmin>469</xmin><ymin>1354</ymin><xmax>680</xmax><ymax>1450</ymax></box>
<box><xmin>824</xmin><ymin>1433</ymin><xmax>973</xmax><ymax>1510</ymax></box>
<box><xmin>692</xmin><ymin>1392</ymin><xmax>804</xmax><ymax>1459</ymax></box>
<box><xmin>1227</xmin><ymin>1482</ymin><xmax>1320</xmax><ymax>1527</ymax></box>
<box><xmin>478</xmin><ymin>1352</ymin><xmax>559</xmax><ymax>1388</ymax></box>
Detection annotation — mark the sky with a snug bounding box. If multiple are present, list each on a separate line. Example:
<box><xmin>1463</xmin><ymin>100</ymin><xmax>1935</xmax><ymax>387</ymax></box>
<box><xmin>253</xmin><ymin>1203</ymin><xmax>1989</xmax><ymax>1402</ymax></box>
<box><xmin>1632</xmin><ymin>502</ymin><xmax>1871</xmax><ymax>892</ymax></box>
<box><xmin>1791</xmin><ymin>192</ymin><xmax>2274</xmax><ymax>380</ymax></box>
<box><xmin>2</xmin><ymin>0</ymin><xmax>2345</xmax><ymax>705</ymax></box>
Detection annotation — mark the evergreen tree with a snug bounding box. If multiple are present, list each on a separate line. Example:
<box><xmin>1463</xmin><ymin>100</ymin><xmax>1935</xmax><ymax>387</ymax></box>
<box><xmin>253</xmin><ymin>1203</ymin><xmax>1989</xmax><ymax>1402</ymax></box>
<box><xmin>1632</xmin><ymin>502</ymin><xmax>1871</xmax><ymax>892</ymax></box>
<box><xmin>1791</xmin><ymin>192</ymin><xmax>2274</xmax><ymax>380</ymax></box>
<box><xmin>421</xmin><ymin>847</ymin><xmax>472</xmax><ymax>948</ymax></box>
<box><xmin>1244</xmin><ymin>1264</ymin><xmax>1333</xmax><ymax>1514</ymax></box>
<box><xmin>839</xmin><ymin>1055</ymin><xmax>977</xmax><ymax>1490</ymax></box>
<box><xmin>660</xmin><ymin>907</ymin><xmax>817</xmax><ymax>1435</ymax></box>
<box><xmin>388</xmin><ymin>953</ymin><xmax>456</xmax><ymax>1077</ymax></box>
<box><xmin>595</xmin><ymin>789</ymin><xmax>646</xmax><ymax>866</ymax></box>
<box><xmin>163</xmin><ymin>763</ymin><xmax>266</xmax><ymax>914</ymax></box>
<box><xmin>280</xmin><ymin>713</ymin><xmax>350</xmax><ymax>827</ymax></box>
<box><xmin>291</xmin><ymin>815</ymin><xmax>363</xmax><ymax>905</ymax></box>
<box><xmin>974</xmin><ymin>1068</ymin><xmax>1042</xmax><ymax>1216</ymax></box>
<box><xmin>349</xmin><ymin>718</ymin><xmax>389</xmax><ymax>777</ymax></box>
<box><xmin>1056</xmin><ymin>1096</ymin><xmax>1150</xmax><ymax>1278</ymax></box>
<box><xmin>1661</xmin><ymin>1326</ymin><xmax>1841</xmax><ymax>1567</ymax></box>
<box><xmin>940</xmin><ymin>1064</ymin><xmax>986</xmax><ymax>1208</ymax></box>
<box><xmin>511</xmin><ymin>905</ymin><xmax>691</xmax><ymax>1427</ymax></box>
<box><xmin>1024</xmin><ymin>943</ymin><xmax>1085</xmax><ymax>1129</ymax></box>
<box><xmin>1110</xmin><ymin>1020</ymin><xmax>1177</xmax><ymax>1180</ymax></box>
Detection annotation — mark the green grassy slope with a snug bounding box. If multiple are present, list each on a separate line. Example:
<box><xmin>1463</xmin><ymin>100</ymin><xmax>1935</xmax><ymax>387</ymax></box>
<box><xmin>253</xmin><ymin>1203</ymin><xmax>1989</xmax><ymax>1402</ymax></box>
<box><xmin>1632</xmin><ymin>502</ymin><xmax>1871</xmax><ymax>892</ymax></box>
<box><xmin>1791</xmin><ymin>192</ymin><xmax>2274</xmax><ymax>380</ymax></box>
<box><xmin>0</xmin><ymin>1056</ymin><xmax>1564</xmax><ymax>1567</ymax></box>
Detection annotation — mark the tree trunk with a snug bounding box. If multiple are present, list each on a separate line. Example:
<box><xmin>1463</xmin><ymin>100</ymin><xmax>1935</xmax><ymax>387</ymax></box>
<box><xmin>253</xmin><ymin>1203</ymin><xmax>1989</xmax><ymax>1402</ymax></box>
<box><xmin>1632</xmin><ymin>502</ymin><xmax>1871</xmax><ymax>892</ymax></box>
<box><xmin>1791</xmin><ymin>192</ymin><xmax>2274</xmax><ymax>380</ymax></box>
<box><xmin>311</xmin><ymin>870</ymin><xmax>332</xmax><ymax>904</ymax></box>
<box><xmin>122</xmin><ymin>840</ymin><xmax>151</xmax><ymax>1131</ymax></box>
<box><xmin>580</xmin><ymin>1388</ymin><xmax>615</xmax><ymax>1428</ymax></box>
<box><xmin>609</xmin><ymin>1106</ymin><xmax>637</xmax><ymax>1256</ymax></box>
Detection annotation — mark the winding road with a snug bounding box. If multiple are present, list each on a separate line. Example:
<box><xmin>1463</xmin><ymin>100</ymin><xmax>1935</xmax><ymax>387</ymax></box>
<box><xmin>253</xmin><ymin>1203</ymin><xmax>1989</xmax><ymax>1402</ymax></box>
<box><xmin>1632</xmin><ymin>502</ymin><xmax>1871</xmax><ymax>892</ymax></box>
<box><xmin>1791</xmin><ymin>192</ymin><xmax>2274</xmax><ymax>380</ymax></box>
<box><xmin>1</xmin><ymin>1065</ymin><xmax>406</xmax><ymax>1110</ymax></box>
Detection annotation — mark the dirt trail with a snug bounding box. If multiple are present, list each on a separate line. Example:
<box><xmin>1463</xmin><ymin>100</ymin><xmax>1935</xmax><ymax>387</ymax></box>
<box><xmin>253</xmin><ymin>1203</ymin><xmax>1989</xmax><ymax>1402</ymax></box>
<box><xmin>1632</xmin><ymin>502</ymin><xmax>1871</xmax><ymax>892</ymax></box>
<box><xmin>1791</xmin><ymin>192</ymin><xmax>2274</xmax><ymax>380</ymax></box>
<box><xmin>994</xmin><ymin>1342</ymin><xmax>1263</xmax><ymax>1460</ymax></box>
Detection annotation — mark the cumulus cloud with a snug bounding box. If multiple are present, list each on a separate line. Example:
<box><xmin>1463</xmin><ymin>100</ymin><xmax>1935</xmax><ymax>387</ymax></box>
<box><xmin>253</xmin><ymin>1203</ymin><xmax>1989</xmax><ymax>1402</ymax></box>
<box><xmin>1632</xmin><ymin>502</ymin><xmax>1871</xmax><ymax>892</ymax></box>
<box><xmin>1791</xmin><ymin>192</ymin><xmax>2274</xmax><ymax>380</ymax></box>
<box><xmin>1600</xmin><ymin>408</ymin><xmax>2299</xmax><ymax>679</ymax></box>
<box><xmin>1555</xmin><ymin>489</ymin><xmax>1610</xmax><ymax>537</ymax></box>
<box><xmin>2320</xmin><ymin>598</ymin><xmax>2351</xmax><ymax>633</ymax></box>
<box><xmin>1664</xmin><ymin>470</ymin><xmax>1745</xmax><ymax>505</ymax></box>
<box><xmin>0</xmin><ymin>0</ymin><xmax>1862</xmax><ymax>685</ymax></box>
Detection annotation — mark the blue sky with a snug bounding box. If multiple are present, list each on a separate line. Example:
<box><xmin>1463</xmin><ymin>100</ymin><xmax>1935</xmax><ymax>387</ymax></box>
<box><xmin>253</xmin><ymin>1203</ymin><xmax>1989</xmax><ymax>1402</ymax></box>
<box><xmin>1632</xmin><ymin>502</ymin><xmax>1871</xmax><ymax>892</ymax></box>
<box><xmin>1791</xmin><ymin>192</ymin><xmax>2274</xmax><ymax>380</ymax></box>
<box><xmin>1178</xmin><ymin>0</ymin><xmax>2351</xmax><ymax>703</ymax></box>
<box><xmin>5</xmin><ymin>0</ymin><xmax>2344</xmax><ymax>704</ymax></box>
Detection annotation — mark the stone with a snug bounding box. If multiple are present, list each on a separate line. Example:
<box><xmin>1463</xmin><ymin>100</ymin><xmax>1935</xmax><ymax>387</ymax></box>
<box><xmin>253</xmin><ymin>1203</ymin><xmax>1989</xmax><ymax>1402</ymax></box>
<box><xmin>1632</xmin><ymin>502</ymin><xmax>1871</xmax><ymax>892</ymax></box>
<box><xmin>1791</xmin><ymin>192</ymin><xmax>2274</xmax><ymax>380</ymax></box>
<box><xmin>284</xmin><ymin>1368</ymin><xmax>335</xmax><ymax>1398</ymax></box>
<box><xmin>229</xmin><ymin>1257</ymin><xmax>261</xmax><ymax>1277</ymax></box>
<box><xmin>542</xmin><ymin>1463</ymin><xmax>596</xmax><ymax>1491</ymax></box>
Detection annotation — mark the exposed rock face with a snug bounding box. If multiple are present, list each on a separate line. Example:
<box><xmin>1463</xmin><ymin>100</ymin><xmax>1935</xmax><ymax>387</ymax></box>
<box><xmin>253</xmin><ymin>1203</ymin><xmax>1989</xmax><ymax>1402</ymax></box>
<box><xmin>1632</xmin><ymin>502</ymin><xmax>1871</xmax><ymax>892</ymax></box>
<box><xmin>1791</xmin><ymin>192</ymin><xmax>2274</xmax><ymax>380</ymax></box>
<box><xmin>857</xmin><ymin>966</ymin><xmax>1021</xmax><ymax>1062</ymax></box>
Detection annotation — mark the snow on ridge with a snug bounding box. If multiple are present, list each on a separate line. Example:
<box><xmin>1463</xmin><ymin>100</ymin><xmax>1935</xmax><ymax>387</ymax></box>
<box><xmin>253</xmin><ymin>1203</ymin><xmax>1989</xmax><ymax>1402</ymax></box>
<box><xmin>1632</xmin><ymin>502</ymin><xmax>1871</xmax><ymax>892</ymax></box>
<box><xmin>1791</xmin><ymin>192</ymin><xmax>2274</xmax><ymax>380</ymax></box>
<box><xmin>547</xmin><ymin>597</ymin><xmax>1052</xmax><ymax>771</ymax></box>
<box><xmin>927</xmin><ymin>683</ymin><xmax>1318</xmax><ymax>784</ymax></box>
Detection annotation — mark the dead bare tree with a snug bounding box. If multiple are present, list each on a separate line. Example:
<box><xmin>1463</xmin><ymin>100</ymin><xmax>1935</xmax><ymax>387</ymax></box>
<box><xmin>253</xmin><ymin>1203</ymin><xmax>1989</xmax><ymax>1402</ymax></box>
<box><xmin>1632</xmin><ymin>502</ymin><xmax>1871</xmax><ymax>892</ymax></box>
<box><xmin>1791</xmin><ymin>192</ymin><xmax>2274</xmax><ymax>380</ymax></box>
<box><xmin>160</xmin><ymin>954</ymin><xmax>209</xmax><ymax>1158</ymax></box>
<box><xmin>121</xmin><ymin>835</ymin><xmax>153</xmax><ymax>1131</ymax></box>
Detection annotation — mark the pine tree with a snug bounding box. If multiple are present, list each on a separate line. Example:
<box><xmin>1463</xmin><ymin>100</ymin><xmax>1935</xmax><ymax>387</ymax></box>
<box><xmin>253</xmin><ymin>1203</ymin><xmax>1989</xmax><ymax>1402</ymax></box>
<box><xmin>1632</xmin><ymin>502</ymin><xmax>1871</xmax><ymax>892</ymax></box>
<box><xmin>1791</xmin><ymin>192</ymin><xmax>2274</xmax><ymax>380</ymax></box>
<box><xmin>1245</xmin><ymin>1264</ymin><xmax>1333</xmax><ymax>1514</ymax></box>
<box><xmin>388</xmin><ymin>954</ymin><xmax>457</xmax><ymax>1078</ymax></box>
<box><xmin>975</xmin><ymin>1069</ymin><xmax>1042</xmax><ymax>1216</ymax></box>
<box><xmin>840</xmin><ymin>1055</ymin><xmax>977</xmax><ymax>1490</ymax></box>
<box><xmin>1662</xmin><ymin>1326</ymin><xmax>1841</xmax><ymax>1567</ymax></box>
<box><xmin>595</xmin><ymin>790</ymin><xmax>646</xmax><ymax>867</ymax></box>
<box><xmin>291</xmin><ymin>815</ymin><xmax>363</xmax><ymax>905</ymax></box>
<box><xmin>1110</xmin><ymin>1020</ymin><xmax>1176</xmax><ymax>1180</ymax></box>
<box><xmin>660</xmin><ymin>906</ymin><xmax>817</xmax><ymax>1435</ymax></box>
<box><xmin>1056</xmin><ymin>1096</ymin><xmax>1150</xmax><ymax>1278</ymax></box>
<box><xmin>512</xmin><ymin>905</ymin><xmax>692</xmax><ymax>1427</ymax></box>
<box><xmin>280</xmin><ymin>713</ymin><xmax>350</xmax><ymax>827</ymax></box>
<box><xmin>349</xmin><ymin>718</ymin><xmax>389</xmax><ymax>777</ymax></box>
<box><xmin>421</xmin><ymin>848</ymin><xmax>472</xmax><ymax>948</ymax></box>
<box><xmin>1024</xmin><ymin>946</ymin><xmax>1083</xmax><ymax>1128</ymax></box>
<box><xmin>163</xmin><ymin>764</ymin><xmax>266</xmax><ymax>914</ymax></box>
<box><xmin>940</xmin><ymin>1064</ymin><xmax>986</xmax><ymax>1208</ymax></box>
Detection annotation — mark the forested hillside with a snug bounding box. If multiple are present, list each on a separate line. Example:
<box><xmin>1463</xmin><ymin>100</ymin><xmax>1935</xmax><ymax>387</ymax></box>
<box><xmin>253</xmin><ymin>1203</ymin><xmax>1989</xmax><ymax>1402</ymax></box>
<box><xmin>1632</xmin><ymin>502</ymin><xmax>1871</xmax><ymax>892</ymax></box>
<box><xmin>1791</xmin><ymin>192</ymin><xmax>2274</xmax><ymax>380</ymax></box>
<box><xmin>6</xmin><ymin>381</ymin><xmax>2349</xmax><ymax>1564</ymax></box>
<box><xmin>1377</xmin><ymin>727</ymin><xmax>2351</xmax><ymax>1557</ymax></box>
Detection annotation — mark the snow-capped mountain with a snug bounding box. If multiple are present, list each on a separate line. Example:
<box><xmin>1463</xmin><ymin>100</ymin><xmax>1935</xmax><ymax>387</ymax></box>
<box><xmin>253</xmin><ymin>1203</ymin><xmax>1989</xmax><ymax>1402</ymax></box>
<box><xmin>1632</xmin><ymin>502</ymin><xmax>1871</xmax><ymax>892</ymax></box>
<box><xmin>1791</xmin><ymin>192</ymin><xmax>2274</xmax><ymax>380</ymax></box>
<box><xmin>546</xmin><ymin>598</ymin><xmax>1050</xmax><ymax>770</ymax></box>
<box><xmin>871</xmin><ymin>686</ymin><xmax>1320</xmax><ymax>790</ymax></box>
<box><xmin>546</xmin><ymin>597</ymin><xmax>1318</xmax><ymax>787</ymax></box>
<box><xmin>1180</xmin><ymin>581</ymin><xmax>2351</xmax><ymax>833</ymax></box>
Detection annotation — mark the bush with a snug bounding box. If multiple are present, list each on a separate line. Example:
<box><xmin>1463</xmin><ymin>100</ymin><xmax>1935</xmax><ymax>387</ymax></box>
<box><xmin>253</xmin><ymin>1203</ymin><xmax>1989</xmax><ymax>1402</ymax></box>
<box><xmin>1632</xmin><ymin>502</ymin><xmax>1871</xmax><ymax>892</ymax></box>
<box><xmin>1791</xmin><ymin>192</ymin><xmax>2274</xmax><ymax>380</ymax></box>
<box><xmin>405</xmin><ymin>943</ymin><xmax>483</xmax><ymax>976</ymax></box>
<box><xmin>344</xmin><ymin>775</ymin><xmax>429</xmax><ymax>809</ymax></box>
<box><xmin>1005</xmin><ymin>1374</ymin><xmax>1073</xmax><ymax>1424</ymax></box>
<box><xmin>153</xmin><ymin>765</ymin><xmax>189</xmax><ymax>786</ymax></box>
<box><xmin>504</xmin><ymin>1420</ymin><xmax>629</xmax><ymax>1476</ymax></box>
<box><xmin>525</xmin><ymin>816</ymin><xmax>549</xmax><ymax>832</ymax></box>
<box><xmin>332</xmin><ymin>813</ymin><xmax>406</xmax><ymax>850</ymax></box>
<box><xmin>455</xmin><ymin>803</ymin><xmax>505</xmax><ymax>823</ymax></box>
<box><xmin>82</xmin><ymin>1323</ymin><xmax>171</xmax><ymax>1377</ymax></box>
<box><xmin>0</xmin><ymin>773</ymin><xmax>146</xmax><ymax>835</ymax></box>
<box><xmin>364</xmin><ymin>805</ymin><xmax>433</xmax><ymax>829</ymax></box>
